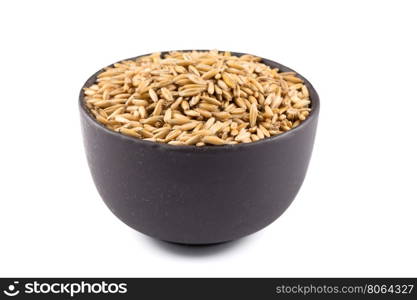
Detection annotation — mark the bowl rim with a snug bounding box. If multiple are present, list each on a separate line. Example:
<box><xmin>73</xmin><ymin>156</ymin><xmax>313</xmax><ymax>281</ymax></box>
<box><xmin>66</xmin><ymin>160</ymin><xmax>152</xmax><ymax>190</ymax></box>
<box><xmin>79</xmin><ymin>50</ymin><xmax>320</xmax><ymax>152</ymax></box>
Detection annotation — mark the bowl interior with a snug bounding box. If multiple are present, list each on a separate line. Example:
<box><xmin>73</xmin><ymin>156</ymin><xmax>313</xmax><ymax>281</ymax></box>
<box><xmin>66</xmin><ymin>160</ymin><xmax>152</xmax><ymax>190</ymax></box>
<box><xmin>79</xmin><ymin>50</ymin><xmax>320</xmax><ymax>152</ymax></box>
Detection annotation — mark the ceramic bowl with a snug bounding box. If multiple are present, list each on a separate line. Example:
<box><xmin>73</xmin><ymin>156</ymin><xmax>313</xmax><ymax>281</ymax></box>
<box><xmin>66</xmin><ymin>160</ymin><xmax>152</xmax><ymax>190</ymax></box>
<box><xmin>79</xmin><ymin>51</ymin><xmax>320</xmax><ymax>244</ymax></box>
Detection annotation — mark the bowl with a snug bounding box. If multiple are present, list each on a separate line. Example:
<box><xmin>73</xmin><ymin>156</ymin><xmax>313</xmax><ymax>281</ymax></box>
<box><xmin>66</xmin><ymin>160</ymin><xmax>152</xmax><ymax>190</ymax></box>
<box><xmin>79</xmin><ymin>51</ymin><xmax>320</xmax><ymax>245</ymax></box>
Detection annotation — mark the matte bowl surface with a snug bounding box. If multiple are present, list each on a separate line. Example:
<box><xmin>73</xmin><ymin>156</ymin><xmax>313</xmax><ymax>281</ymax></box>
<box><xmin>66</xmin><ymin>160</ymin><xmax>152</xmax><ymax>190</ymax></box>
<box><xmin>79</xmin><ymin>51</ymin><xmax>320</xmax><ymax>244</ymax></box>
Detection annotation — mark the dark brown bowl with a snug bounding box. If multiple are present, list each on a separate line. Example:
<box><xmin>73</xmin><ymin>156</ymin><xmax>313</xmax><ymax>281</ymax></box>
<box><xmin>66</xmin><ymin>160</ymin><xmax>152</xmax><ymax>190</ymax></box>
<box><xmin>79</xmin><ymin>51</ymin><xmax>320</xmax><ymax>245</ymax></box>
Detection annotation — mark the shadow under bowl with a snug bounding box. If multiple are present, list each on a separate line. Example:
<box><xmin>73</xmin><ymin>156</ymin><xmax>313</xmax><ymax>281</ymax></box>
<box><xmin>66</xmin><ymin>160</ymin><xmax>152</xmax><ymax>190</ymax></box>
<box><xmin>79</xmin><ymin>51</ymin><xmax>320</xmax><ymax>245</ymax></box>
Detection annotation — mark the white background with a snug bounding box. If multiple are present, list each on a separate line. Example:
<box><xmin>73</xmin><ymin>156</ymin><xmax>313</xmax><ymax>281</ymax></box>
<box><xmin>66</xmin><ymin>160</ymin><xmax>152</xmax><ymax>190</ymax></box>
<box><xmin>0</xmin><ymin>0</ymin><xmax>416</xmax><ymax>277</ymax></box>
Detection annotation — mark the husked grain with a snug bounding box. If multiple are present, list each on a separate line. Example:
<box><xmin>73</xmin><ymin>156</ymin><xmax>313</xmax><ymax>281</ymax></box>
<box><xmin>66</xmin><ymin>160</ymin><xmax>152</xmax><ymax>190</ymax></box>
<box><xmin>249</xmin><ymin>103</ymin><xmax>258</xmax><ymax>128</ymax></box>
<box><xmin>203</xmin><ymin>136</ymin><xmax>227</xmax><ymax>145</ymax></box>
<box><xmin>84</xmin><ymin>50</ymin><xmax>311</xmax><ymax>146</ymax></box>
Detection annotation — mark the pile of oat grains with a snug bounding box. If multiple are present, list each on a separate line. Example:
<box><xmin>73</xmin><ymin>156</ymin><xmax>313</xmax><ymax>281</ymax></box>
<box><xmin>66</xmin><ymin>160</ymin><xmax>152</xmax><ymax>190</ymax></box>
<box><xmin>83</xmin><ymin>50</ymin><xmax>311</xmax><ymax>146</ymax></box>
